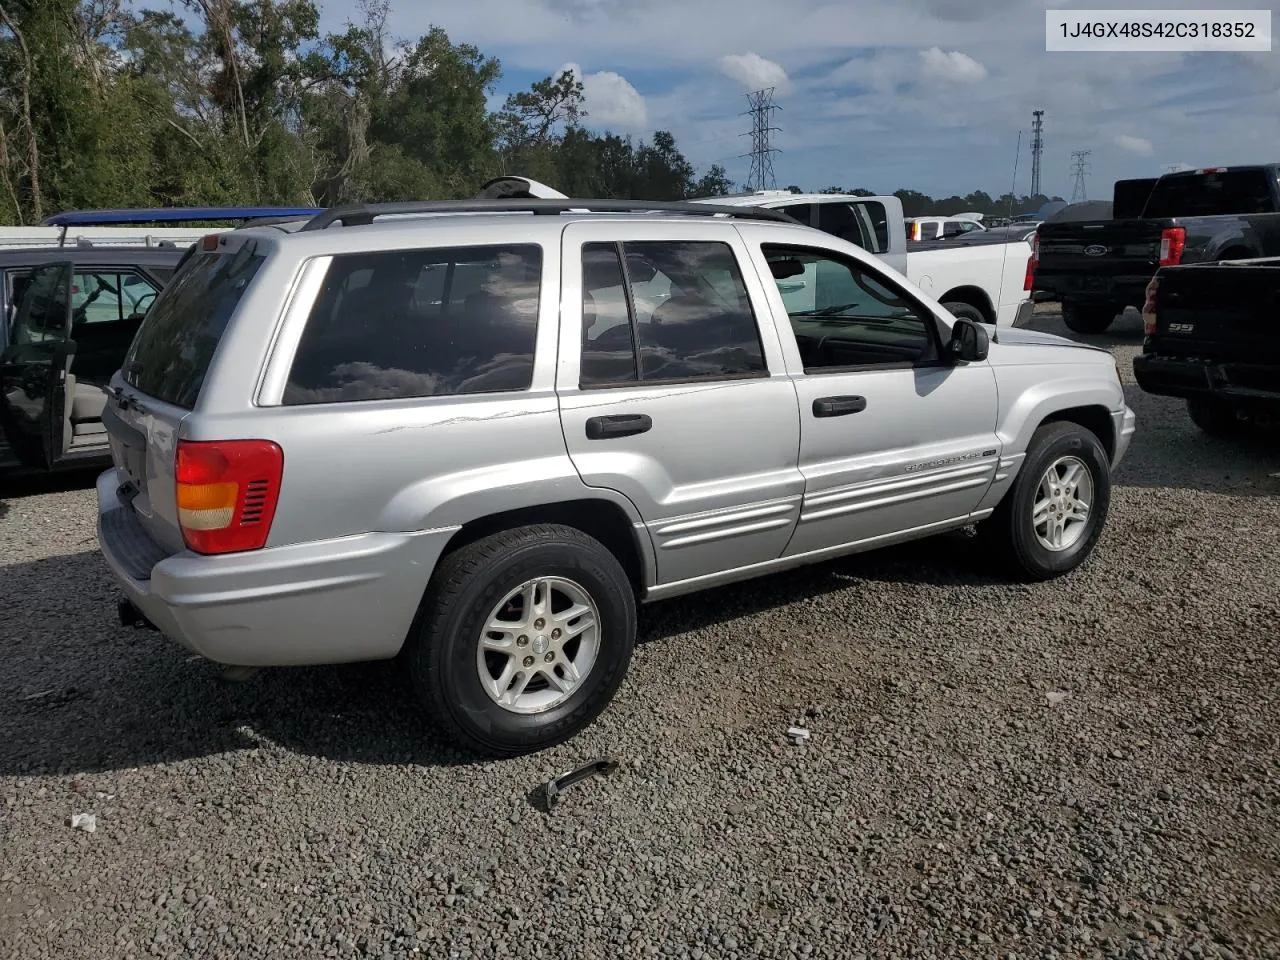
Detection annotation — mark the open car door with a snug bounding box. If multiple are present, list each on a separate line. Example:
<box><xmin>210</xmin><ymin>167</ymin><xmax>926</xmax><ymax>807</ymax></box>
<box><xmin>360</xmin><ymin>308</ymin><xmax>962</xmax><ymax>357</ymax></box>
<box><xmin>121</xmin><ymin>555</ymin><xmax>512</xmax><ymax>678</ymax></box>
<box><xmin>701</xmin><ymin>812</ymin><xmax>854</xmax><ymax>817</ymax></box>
<box><xmin>0</xmin><ymin>260</ymin><xmax>74</xmax><ymax>469</ymax></box>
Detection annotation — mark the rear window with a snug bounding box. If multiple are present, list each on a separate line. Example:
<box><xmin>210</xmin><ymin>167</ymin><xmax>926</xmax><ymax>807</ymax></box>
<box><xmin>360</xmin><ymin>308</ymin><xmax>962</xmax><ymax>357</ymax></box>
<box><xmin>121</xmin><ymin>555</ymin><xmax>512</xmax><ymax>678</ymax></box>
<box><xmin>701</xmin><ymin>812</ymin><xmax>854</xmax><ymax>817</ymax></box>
<box><xmin>122</xmin><ymin>246</ymin><xmax>265</xmax><ymax>409</ymax></box>
<box><xmin>1142</xmin><ymin>169</ymin><xmax>1277</xmax><ymax>218</ymax></box>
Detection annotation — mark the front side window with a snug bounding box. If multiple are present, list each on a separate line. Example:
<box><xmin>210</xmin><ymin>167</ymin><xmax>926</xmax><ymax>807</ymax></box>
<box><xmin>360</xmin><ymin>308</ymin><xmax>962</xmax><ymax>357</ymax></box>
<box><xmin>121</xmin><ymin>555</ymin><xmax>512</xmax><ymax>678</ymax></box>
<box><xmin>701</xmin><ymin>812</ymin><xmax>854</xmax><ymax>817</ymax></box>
<box><xmin>284</xmin><ymin>244</ymin><xmax>541</xmax><ymax>405</ymax></box>
<box><xmin>762</xmin><ymin>244</ymin><xmax>938</xmax><ymax>370</ymax></box>
<box><xmin>579</xmin><ymin>240</ymin><xmax>766</xmax><ymax>387</ymax></box>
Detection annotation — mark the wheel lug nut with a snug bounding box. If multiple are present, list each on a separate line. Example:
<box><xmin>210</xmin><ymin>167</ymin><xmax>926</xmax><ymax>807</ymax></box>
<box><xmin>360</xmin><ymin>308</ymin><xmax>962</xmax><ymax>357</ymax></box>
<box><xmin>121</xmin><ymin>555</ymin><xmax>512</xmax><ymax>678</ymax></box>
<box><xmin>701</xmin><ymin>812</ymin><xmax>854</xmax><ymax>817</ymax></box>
<box><xmin>544</xmin><ymin>652</ymin><xmax>555</xmax><ymax>663</ymax></box>
<box><xmin>517</xmin><ymin>636</ymin><xmax>528</xmax><ymax>646</ymax></box>
<box><xmin>523</xmin><ymin>656</ymin><xmax>534</xmax><ymax>668</ymax></box>
<box><xmin>551</xmin><ymin>629</ymin><xmax>562</xmax><ymax>640</ymax></box>
<box><xmin>534</xmin><ymin>618</ymin><xmax>545</xmax><ymax>630</ymax></box>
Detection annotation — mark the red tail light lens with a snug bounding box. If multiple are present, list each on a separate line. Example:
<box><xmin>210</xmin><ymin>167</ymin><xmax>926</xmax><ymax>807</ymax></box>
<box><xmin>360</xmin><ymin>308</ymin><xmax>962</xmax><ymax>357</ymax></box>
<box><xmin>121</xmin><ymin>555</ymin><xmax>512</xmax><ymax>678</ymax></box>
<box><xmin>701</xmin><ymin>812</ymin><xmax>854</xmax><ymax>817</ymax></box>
<box><xmin>1158</xmin><ymin>227</ymin><xmax>1185</xmax><ymax>267</ymax></box>
<box><xmin>176</xmin><ymin>439</ymin><xmax>283</xmax><ymax>554</ymax></box>
<box><xmin>1024</xmin><ymin>234</ymin><xmax>1038</xmax><ymax>291</ymax></box>
<box><xmin>1142</xmin><ymin>276</ymin><xmax>1159</xmax><ymax>335</ymax></box>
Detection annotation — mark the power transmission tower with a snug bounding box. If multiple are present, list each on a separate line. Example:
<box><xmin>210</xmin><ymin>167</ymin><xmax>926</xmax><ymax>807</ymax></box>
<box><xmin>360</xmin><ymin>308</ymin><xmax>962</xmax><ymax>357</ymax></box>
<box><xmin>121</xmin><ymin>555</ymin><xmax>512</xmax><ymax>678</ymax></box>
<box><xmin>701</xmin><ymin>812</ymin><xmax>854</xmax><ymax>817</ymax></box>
<box><xmin>1070</xmin><ymin>150</ymin><xmax>1091</xmax><ymax>202</ymax></box>
<box><xmin>1030</xmin><ymin>110</ymin><xmax>1044</xmax><ymax>197</ymax></box>
<box><xmin>741</xmin><ymin>88</ymin><xmax>781</xmax><ymax>192</ymax></box>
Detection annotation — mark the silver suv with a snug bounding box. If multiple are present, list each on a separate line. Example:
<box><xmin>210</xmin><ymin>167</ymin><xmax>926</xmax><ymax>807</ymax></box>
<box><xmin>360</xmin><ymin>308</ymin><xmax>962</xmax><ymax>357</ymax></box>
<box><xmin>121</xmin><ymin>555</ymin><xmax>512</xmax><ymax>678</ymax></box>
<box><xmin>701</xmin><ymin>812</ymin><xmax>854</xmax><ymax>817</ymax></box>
<box><xmin>96</xmin><ymin>199</ymin><xmax>1136</xmax><ymax>755</ymax></box>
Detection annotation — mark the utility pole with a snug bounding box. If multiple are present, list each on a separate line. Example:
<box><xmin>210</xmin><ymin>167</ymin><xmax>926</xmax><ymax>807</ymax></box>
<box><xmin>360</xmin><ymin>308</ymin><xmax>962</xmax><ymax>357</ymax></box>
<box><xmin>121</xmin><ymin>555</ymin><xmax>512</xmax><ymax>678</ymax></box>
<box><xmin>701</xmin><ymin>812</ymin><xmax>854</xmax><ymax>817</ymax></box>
<box><xmin>1030</xmin><ymin>110</ymin><xmax>1044</xmax><ymax>197</ymax></box>
<box><xmin>1070</xmin><ymin>150</ymin><xmax>1091</xmax><ymax>202</ymax></box>
<box><xmin>741</xmin><ymin>88</ymin><xmax>781</xmax><ymax>192</ymax></box>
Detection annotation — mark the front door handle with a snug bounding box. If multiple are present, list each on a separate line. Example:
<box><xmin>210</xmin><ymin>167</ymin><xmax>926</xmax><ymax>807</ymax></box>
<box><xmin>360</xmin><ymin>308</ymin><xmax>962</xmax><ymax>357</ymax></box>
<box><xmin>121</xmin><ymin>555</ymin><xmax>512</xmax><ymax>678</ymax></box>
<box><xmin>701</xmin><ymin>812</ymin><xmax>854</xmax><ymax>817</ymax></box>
<box><xmin>812</xmin><ymin>395</ymin><xmax>866</xmax><ymax>417</ymax></box>
<box><xmin>585</xmin><ymin>413</ymin><xmax>652</xmax><ymax>440</ymax></box>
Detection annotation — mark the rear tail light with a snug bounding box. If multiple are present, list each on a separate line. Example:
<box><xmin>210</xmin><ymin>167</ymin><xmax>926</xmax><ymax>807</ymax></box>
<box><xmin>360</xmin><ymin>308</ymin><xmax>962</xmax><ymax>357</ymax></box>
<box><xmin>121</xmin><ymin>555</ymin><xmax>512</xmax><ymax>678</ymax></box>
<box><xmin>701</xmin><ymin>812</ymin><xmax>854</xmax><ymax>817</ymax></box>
<box><xmin>176</xmin><ymin>439</ymin><xmax>283</xmax><ymax>554</ymax></box>
<box><xmin>1159</xmin><ymin>227</ymin><xmax>1185</xmax><ymax>267</ymax></box>
<box><xmin>201</xmin><ymin>233</ymin><xmax>221</xmax><ymax>251</ymax></box>
<box><xmin>1142</xmin><ymin>276</ymin><xmax>1159</xmax><ymax>335</ymax></box>
<box><xmin>1024</xmin><ymin>234</ymin><xmax>1038</xmax><ymax>291</ymax></box>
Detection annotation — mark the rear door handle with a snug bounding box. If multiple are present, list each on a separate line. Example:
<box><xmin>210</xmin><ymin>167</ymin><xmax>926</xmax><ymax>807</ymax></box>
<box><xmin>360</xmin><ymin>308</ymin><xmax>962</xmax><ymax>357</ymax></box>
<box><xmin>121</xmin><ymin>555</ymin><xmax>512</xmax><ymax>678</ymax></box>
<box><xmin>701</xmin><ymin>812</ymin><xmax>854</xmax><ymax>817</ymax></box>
<box><xmin>812</xmin><ymin>396</ymin><xmax>867</xmax><ymax>417</ymax></box>
<box><xmin>585</xmin><ymin>413</ymin><xmax>652</xmax><ymax>440</ymax></box>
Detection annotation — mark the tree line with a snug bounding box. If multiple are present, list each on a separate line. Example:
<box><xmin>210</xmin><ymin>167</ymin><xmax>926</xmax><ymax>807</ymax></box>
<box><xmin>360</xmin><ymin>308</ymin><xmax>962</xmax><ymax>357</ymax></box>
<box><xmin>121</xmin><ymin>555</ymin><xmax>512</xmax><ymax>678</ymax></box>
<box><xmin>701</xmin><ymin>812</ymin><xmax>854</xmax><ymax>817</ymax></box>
<box><xmin>0</xmin><ymin>0</ymin><xmax>1062</xmax><ymax>224</ymax></box>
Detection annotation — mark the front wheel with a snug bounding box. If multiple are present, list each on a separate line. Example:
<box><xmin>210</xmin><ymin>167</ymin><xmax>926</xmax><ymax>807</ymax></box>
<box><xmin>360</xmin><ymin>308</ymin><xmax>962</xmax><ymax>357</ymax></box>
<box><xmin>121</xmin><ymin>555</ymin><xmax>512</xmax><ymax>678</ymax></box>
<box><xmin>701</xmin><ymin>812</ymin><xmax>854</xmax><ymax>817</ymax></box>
<box><xmin>1061</xmin><ymin>301</ymin><xmax>1116</xmax><ymax>335</ymax></box>
<box><xmin>407</xmin><ymin>523</ymin><xmax>636</xmax><ymax>757</ymax></box>
<box><xmin>980</xmin><ymin>421</ymin><xmax>1112</xmax><ymax>582</ymax></box>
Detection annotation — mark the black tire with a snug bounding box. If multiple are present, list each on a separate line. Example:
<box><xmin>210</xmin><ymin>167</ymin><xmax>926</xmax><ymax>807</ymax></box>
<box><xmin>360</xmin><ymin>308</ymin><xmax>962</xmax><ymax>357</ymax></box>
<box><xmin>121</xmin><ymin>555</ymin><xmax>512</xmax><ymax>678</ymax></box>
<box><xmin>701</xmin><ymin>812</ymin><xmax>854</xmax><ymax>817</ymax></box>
<box><xmin>942</xmin><ymin>301</ymin><xmax>986</xmax><ymax>325</ymax></box>
<box><xmin>1186</xmin><ymin>397</ymin><xmax>1241</xmax><ymax>437</ymax></box>
<box><xmin>407</xmin><ymin>523</ymin><xmax>636</xmax><ymax>757</ymax></box>
<box><xmin>1061</xmin><ymin>301</ymin><xmax>1116</xmax><ymax>335</ymax></box>
<box><xmin>979</xmin><ymin>421</ymin><xmax>1112</xmax><ymax>582</ymax></box>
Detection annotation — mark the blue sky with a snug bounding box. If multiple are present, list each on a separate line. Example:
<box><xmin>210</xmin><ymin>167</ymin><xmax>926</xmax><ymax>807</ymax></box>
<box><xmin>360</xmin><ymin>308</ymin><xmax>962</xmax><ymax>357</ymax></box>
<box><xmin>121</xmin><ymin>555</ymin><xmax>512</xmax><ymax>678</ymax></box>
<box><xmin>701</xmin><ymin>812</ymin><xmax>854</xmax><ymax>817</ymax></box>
<box><xmin>336</xmin><ymin>0</ymin><xmax>1280</xmax><ymax>198</ymax></box>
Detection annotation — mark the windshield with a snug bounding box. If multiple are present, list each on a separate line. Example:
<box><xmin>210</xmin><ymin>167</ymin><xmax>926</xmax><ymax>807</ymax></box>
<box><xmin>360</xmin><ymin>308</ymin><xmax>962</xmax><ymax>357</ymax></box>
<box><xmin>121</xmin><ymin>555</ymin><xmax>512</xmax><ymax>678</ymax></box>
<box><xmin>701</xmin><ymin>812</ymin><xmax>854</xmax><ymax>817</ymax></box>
<box><xmin>121</xmin><ymin>246</ymin><xmax>265</xmax><ymax>409</ymax></box>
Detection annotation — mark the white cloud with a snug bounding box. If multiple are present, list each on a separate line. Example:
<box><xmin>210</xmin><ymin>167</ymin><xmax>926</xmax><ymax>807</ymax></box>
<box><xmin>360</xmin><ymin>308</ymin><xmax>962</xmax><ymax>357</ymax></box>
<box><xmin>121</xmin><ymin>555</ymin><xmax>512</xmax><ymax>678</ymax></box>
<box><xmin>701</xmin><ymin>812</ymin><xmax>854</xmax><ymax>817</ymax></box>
<box><xmin>1114</xmin><ymin>134</ymin><xmax>1154</xmax><ymax>156</ymax></box>
<box><xmin>918</xmin><ymin>47</ymin><xmax>987</xmax><ymax>83</ymax></box>
<box><xmin>561</xmin><ymin>62</ymin><xmax>648</xmax><ymax>130</ymax></box>
<box><xmin>718</xmin><ymin>53</ymin><xmax>791</xmax><ymax>94</ymax></box>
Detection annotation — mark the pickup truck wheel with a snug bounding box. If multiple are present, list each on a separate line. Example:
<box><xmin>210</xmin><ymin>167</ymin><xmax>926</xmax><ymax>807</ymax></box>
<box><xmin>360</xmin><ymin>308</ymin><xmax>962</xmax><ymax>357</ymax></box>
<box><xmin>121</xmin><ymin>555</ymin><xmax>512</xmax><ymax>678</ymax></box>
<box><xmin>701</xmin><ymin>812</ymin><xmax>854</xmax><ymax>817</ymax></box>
<box><xmin>1061</xmin><ymin>302</ymin><xmax>1116</xmax><ymax>335</ymax></box>
<box><xmin>407</xmin><ymin>523</ymin><xmax>636</xmax><ymax>757</ymax></box>
<box><xmin>981</xmin><ymin>422</ymin><xmax>1111</xmax><ymax>582</ymax></box>
<box><xmin>942</xmin><ymin>301</ymin><xmax>986</xmax><ymax>325</ymax></box>
<box><xmin>1186</xmin><ymin>398</ymin><xmax>1242</xmax><ymax>437</ymax></box>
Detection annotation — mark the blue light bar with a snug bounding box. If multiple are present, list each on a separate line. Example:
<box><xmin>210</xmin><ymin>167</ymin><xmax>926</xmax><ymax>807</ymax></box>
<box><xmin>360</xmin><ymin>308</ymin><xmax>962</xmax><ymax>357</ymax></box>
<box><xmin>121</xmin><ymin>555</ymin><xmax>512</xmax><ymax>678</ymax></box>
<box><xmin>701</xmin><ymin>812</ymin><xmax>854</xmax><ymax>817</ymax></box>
<box><xmin>41</xmin><ymin>206</ymin><xmax>323</xmax><ymax>226</ymax></box>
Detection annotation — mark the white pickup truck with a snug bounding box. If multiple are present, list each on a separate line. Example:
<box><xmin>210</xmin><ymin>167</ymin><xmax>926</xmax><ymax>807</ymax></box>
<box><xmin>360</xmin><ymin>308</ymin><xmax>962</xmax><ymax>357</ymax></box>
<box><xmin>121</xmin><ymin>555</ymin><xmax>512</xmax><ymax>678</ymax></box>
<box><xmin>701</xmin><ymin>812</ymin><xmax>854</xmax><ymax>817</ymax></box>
<box><xmin>690</xmin><ymin>191</ymin><xmax>1033</xmax><ymax>327</ymax></box>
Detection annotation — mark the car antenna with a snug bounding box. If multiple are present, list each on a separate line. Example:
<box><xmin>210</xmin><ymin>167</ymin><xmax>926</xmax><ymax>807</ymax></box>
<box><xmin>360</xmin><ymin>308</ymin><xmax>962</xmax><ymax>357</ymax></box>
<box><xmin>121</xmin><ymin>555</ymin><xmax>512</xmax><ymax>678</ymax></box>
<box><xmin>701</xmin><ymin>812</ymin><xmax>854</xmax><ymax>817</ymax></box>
<box><xmin>993</xmin><ymin>128</ymin><xmax>1023</xmax><ymax>342</ymax></box>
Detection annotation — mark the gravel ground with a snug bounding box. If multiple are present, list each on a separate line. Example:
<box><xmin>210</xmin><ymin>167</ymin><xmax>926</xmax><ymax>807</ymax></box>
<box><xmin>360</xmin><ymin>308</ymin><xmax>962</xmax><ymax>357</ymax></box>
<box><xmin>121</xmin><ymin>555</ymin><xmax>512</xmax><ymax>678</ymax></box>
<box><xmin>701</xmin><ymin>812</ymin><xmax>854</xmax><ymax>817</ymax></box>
<box><xmin>1</xmin><ymin>306</ymin><xmax>1277</xmax><ymax>960</ymax></box>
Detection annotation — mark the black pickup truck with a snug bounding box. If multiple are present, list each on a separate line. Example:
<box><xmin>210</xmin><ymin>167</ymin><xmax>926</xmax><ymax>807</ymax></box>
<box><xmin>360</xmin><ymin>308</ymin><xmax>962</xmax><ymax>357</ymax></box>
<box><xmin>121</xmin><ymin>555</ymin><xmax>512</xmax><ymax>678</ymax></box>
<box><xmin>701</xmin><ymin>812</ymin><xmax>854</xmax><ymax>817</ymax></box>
<box><xmin>1035</xmin><ymin>165</ymin><xmax>1280</xmax><ymax>334</ymax></box>
<box><xmin>1133</xmin><ymin>258</ymin><xmax>1280</xmax><ymax>435</ymax></box>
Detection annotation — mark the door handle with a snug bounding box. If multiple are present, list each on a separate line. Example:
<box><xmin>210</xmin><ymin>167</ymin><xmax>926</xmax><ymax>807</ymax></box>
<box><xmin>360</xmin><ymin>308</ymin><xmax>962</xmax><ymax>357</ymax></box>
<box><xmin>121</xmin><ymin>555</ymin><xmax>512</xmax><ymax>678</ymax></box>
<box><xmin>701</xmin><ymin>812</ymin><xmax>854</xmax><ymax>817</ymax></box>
<box><xmin>585</xmin><ymin>413</ymin><xmax>652</xmax><ymax>440</ymax></box>
<box><xmin>812</xmin><ymin>395</ymin><xmax>867</xmax><ymax>417</ymax></box>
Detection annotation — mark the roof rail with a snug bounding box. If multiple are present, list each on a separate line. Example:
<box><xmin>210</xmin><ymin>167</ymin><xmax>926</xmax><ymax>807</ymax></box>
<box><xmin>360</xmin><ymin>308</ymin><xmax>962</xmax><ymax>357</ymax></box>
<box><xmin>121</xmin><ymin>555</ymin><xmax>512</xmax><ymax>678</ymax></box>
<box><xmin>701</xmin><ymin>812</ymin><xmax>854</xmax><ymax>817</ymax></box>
<box><xmin>296</xmin><ymin>198</ymin><xmax>803</xmax><ymax>231</ymax></box>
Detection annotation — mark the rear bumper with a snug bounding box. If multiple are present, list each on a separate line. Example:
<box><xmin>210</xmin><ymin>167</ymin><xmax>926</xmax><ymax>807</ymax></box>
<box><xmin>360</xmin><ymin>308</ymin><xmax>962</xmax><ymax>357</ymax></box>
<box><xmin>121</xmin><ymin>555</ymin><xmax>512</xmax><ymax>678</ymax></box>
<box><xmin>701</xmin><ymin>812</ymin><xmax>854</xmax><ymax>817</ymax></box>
<box><xmin>1008</xmin><ymin>299</ymin><xmax>1035</xmax><ymax>327</ymax></box>
<box><xmin>1133</xmin><ymin>355</ymin><xmax>1280</xmax><ymax>409</ymax></box>
<box><xmin>1037</xmin><ymin>275</ymin><xmax>1149</xmax><ymax>311</ymax></box>
<box><xmin>95</xmin><ymin>468</ymin><xmax>460</xmax><ymax>667</ymax></box>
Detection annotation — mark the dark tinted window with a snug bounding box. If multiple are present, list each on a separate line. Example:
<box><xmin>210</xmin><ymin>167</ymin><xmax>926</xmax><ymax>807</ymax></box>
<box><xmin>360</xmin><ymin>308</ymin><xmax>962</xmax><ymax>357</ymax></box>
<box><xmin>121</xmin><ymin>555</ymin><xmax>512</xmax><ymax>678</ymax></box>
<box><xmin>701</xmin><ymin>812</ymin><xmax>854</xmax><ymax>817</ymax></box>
<box><xmin>124</xmin><ymin>246</ymin><xmax>265</xmax><ymax>409</ymax></box>
<box><xmin>11</xmin><ymin>262</ymin><xmax>70</xmax><ymax>345</ymax></box>
<box><xmin>284</xmin><ymin>244</ymin><xmax>541</xmax><ymax>404</ymax></box>
<box><xmin>778</xmin><ymin>203</ymin><xmax>815</xmax><ymax>226</ymax></box>
<box><xmin>1143</xmin><ymin>169</ymin><xmax>1276</xmax><ymax>218</ymax></box>
<box><xmin>818</xmin><ymin>202</ymin><xmax>864</xmax><ymax>246</ymax></box>
<box><xmin>762</xmin><ymin>244</ymin><xmax>937</xmax><ymax>369</ymax></box>
<box><xmin>579</xmin><ymin>240</ymin><xmax>766</xmax><ymax>386</ymax></box>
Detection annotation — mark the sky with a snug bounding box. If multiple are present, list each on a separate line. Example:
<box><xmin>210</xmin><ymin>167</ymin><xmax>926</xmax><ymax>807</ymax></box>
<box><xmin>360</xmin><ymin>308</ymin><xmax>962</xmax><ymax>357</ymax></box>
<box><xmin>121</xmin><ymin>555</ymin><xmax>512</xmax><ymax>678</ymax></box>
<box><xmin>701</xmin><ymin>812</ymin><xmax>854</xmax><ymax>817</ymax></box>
<box><xmin>335</xmin><ymin>0</ymin><xmax>1280</xmax><ymax>199</ymax></box>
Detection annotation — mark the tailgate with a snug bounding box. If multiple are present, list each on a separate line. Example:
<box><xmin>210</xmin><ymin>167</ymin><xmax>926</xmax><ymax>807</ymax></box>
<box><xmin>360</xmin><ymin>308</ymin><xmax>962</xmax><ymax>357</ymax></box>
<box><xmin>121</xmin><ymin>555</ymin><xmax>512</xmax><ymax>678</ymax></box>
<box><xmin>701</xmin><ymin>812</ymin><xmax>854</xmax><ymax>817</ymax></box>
<box><xmin>1036</xmin><ymin>219</ymin><xmax>1167</xmax><ymax>293</ymax></box>
<box><xmin>1152</xmin><ymin>264</ymin><xmax>1280</xmax><ymax>365</ymax></box>
<box><xmin>102</xmin><ymin>238</ymin><xmax>269</xmax><ymax>555</ymax></box>
<box><xmin>103</xmin><ymin>381</ymin><xmax>189</xmax><ymax>555</ymax></box>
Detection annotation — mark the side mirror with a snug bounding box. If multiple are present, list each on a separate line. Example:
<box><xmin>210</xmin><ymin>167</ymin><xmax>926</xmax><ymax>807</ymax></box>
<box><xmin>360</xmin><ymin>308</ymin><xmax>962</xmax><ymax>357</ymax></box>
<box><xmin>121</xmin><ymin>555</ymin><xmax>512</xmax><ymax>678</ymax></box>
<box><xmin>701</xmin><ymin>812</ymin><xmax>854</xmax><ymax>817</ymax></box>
<box><xmin>947</xmin><ymin>317</ymin><xmax>989</xmax><ymax>363</ymax></box>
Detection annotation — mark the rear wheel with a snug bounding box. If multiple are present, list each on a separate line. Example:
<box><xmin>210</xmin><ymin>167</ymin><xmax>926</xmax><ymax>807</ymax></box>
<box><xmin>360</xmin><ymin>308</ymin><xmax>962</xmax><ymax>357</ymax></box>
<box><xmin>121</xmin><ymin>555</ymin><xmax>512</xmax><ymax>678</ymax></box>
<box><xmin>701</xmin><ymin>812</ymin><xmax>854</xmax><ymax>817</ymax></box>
<box><xmin>1186</xmin><ymin>397</ymin><xmax>1241</xmax><ymax>437</ymax></box>
<box><xmin>980</xmin><ymin>421</ymin><xmax>1112</xmax><ymax>582</ymax></box>
<box><xmin>407</xmin><ymin>523</ymin><xmax>636</xmax><ymax>756</ymax></box>
<box><xmin>942</xmin><ymin>301</ymin><xmax>986</xmax><ymax>325</ymax></box>
<box><xmin>1061</xmin><ymin>301</ymin><xmax>1116</xmax><ymax>335</ymax></box>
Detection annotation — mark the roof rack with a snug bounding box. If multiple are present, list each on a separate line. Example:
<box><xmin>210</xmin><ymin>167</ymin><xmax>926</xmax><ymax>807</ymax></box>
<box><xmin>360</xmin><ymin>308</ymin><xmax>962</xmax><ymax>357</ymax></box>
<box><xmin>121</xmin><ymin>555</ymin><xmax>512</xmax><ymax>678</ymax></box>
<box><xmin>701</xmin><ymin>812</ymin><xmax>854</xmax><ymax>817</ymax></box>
<box><xmin>297</xmin><ymin>198</ymin><xmax>803</xmax><ymax>232</ymax></box>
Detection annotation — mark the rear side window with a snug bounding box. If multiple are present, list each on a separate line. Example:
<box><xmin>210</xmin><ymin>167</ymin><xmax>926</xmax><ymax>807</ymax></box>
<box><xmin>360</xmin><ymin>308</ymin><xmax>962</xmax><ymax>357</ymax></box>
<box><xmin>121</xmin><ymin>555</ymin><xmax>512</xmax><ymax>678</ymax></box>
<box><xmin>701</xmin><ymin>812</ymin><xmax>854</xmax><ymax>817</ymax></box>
<box><xmin>123</xmin><ymin>247</ymin><xmax>265</xmax><ymax>409</ymax></box>
<box><xmin>579</xmin><ymin>240</ymin><xmax>766</xmax><ymax>387</ymax></box>
<box><xmin>283</xmin><ymin>244</ymin><xmax>541</xmax><ymax>404</ymax></box>
<box><xmin>1143</xmin><ymin>169</ymin><xmax>1276</xmax><ymax>218</ymax></box>
<box><xmin>818</xmin><ymin>201</ymin><xmax>889</xmax><ymax>252</ymax></box>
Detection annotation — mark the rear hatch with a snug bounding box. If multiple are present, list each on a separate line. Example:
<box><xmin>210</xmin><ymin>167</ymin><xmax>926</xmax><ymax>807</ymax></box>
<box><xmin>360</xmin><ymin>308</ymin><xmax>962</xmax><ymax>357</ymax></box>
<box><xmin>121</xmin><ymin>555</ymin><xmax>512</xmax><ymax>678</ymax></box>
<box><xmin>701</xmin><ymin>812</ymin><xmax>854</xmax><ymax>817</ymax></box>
<box><xmin>1150</xmin><ymin>263</ymin><xmax>1280</xmax><ymax>368</ymax></box>
<box><xmin>104</xmin><ymin>238</ymin><xmax>268</xmax><ymax>553</ymax></box>
<box><xmin>1035</xmin><ymin>218</ymin><xmax>1170</xmax><ymax>299</ymax></box>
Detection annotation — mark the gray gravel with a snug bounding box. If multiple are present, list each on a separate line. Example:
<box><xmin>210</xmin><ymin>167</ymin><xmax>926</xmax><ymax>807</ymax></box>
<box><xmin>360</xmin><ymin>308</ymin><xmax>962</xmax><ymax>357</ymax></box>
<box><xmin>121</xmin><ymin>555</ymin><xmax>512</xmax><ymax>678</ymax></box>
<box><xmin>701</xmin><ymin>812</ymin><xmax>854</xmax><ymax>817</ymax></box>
<box><xmin>2</xmin><ymin>306</ymin><xmax>1278</xmax><ymax>959</ymax></box>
